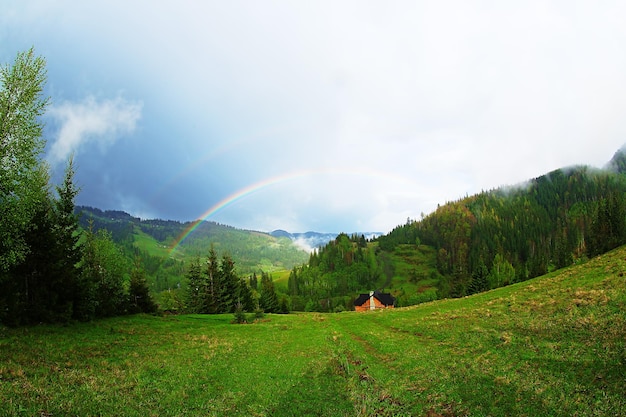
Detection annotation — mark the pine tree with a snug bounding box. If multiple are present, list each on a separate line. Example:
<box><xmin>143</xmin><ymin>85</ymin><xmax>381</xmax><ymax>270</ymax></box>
<box><xmin>467</xmin><ymin>260</ymin><xmax>488</xmax><ymax>295</ymax></box>
<box><xmin>129</xmin><ymin>256</ymin><xmax>157</xmax><ymax>314</ymax></box>
<box><xmin>52</xmin><ymin>156</ymin><xmax>82</xmax><ymax>320</ymax></box>
<box><xmin>238</xmin><ymin>277</ymin><xmax>255</xmax><ymax>312</ymax></box>
<box><xmin>204</xmin><ymin>247</ymin><xmax>220</xmax><ymax>313</ymax></box>
<box><xmin>185</xmin><ymin>258</ymin><xmax>203</xmax><ymax>313</ymax></box>
<box><xmin>7</xmin><ymin>169</ymin><xmax>54</xmax><ymax>324</ymax></box>
<box><xmin>249</xmin><ymin>272</ymin><xmax>258</xmax><ymax>291</ymax></box>
<box><xmin>259</xmin><ymin>272</ymin><xmax>279</xmax><ymax>313</ymax></box>
<box><xmin>218</xmin><ymin>254</ymin><xmax>237</xmax><ymax>313</ymax></box>
<box><xmin>287</xmin><ymin>267</ymin><xmax>299</xmax><ymax>296</ymax></box>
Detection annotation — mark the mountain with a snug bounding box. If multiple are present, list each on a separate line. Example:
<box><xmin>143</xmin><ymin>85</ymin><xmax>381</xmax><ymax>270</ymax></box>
<box><xmin>270</xmin><ymin>230</ymin><xmax>383</xmax><ymax>252</ymax></box>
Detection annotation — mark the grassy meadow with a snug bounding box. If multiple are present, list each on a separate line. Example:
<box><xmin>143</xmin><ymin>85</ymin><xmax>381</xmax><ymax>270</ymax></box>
<box><xmin>1</xmin><ymin>247</ymin><xmax>625</xmax><ymax>416</ymax></box>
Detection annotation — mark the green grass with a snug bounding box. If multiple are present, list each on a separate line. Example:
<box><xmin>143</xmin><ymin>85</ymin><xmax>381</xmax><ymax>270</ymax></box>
<box><xmin>134</xmin><ymin>229</ymin><xmax>178</xmax><ymax>259</ymax></box>
<box><xmin>272</xmin><ymin>270</ymin><xmax>291</xmax><ymax>293</ymax></box>
<box><xmin>2</xmin><ymin>246</ymin><xmax>625</xmax><ymax>416</ymax></box>
<box><xmin>384</xmin><ymin>244</ymin><xmax>441</xmax><ymax>305</ymax></box>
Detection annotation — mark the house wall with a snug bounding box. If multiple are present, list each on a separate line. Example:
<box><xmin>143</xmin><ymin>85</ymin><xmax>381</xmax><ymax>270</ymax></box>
<box><xmin>354</xmin><ymin>297</ymin><xmax>394</xmax><ymax>312</ymax></box>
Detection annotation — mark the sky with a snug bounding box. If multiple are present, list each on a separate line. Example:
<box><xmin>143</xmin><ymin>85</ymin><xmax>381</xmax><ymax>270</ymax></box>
<box><xmin>3</xmin><ymin>1</ymin><xmax>626</xmax><ymax>234</ymax></box>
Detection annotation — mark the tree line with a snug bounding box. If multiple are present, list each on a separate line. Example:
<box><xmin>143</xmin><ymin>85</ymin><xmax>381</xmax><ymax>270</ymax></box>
<box><xmin>185</xmin><ymin>247</ymin><xmax>288</xmax><ymax>315</ymax></box>
<box><xmin>286</xmin><ymin>233</ymin><xmax>383</xmax><ymax>312</ymax></box>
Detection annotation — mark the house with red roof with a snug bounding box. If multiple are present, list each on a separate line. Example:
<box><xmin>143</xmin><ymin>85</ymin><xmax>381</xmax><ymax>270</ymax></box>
<box><xmin>354</xmin><ymin>291</ymin><xmax>395</xmax><ymax>311</ymax></box>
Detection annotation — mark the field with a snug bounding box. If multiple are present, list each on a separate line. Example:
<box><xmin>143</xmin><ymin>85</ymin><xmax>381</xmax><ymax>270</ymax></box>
<box><xmin>1</xmin><ymin>247</ymin><xmax>625</xmax><ymax>416</ymax></box>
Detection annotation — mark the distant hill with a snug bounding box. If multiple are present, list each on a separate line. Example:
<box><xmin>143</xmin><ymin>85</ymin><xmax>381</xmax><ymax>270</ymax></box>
<box><xmin>75</xmin><ymin>206</ymin><xmax>309</xmax><ymax>278</ymax></box>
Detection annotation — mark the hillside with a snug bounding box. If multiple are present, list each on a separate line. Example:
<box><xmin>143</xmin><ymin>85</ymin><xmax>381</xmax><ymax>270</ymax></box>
<box><xmin>75</xmin><ymin>206</ymin><xmax>309</xmax><ymax>306</ymax></box>
<box><xmin>374</xmin><ymin>148</ymin><xmax>626</xmax><ymax>303</ymax></box>
<box><xmin>2</xmin><ymin>244</ymin><xmax>624</xmax><ymax>416</ymax></box>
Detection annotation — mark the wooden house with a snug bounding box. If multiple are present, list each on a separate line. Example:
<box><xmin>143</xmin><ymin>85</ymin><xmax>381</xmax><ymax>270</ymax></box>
<box><xmin>354</xmin><ymin>291</ymin><xmax>395</xmax><ymax>311</ymax></box>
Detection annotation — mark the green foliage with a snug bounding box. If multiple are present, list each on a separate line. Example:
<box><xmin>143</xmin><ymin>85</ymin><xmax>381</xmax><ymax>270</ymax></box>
<box><xmin>259</xmin><ymin>272</ymin><xmax>279</xmax><ymax>313</ymax></box>
<box><xmin>288</xmin><ymin>234</ymin><xmax>384</xmax><ymax>311</ymax></box>
<box><xmin>0</xmin><ymin>48</ymin><xmax>49</xmax><ymax>271</ymax></box>
<box><xmin>77</xmin><ymin>206</ymin><xmax>308</xmax><ymax>276</ymax></box>
<box><xmin>79</xmin><ymin>224</ymin><xmax>131</xmax><ymax>319</ymax></box>
<box><xmin>185</xmin><ymin>247</ymin><xmax>254</xmax><ymax>314</ymax></box>
<box><xmin>488</xmin><ymin>253</ymin><xmax>515</xmax><ymax>289</ymax></box>
<box><xmin>128</xmin><ymin>257</ymin><xmax>158</xmax><ymax>314</ymax></box>
<box><xmin>0</xmin><ymin>50</ymin><xmax>88</xmax><ymax>325</ymax></box>
<box><xmin>232</xmin><ymin>302</ymin><xmax>248</xmax><ymax>324</ymax></box>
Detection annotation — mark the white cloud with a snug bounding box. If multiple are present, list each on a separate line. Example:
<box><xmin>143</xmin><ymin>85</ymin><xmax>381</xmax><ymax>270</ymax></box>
<box><xmin>47</xmin><ymin>95</ymin><xmax>142</xmax><ymax>164</ymax></box>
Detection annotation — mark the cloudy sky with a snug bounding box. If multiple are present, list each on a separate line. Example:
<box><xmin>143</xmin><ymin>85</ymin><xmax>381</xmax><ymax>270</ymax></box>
<box><xmin>3</xmin><ymin>1</ymin><xmax>626</xmax><ymax>233</ymax></box>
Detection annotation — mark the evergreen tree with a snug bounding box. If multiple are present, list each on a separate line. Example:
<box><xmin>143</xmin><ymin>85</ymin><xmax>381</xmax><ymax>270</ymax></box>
<box><xmin>218</xmin><ymin>254</ymin><xmax>238</xmax><ymax>313</ymax></box>
<box><xmin>52</xmin><ymin>156</ymin><xmax>82</xmax><ymax>320</ymax></box>
<box><xmin>278</xmin><ymin>296</ymin><xmax>290</xmax><ymax>314</ymax></box>
<box><xmin>259</xmin><ymin>272</ymin><xmax>279</xmax><ymax>313</ymax></box>
<box><xmin>238</xmin><ymin>277</ymin><xmax>255</xmax><ymax>312</ymax></box>
<box><xmin>249</xmin><ymin>272</ymin><xmax>258</xmax><ymax>290</ymax></box>
<box><xmin>185</xmin><ymin>258</ymin><xmax>203</xmax><ymax>313</ymax></box>
<box><xmin>129</xmin><ymin>256</ymin><xmax>157</xmax><ymax>314</ymax></box>
<box><xmin>204</xmin><ymin>247</ymin><xmax>220</xmax><ymax>313</ymax></box>
<box><xmin>6</xmin><ymin>169</ymin><xmax>54</xmax><ymax>324</ymax></box>
<box><xmin>287</xmin><ymin>267</ymin><xmax>299</xmax><ymax>296</ymax></box>
<box><xmin>467</xmin><ymin>260</ymin><xmax>488</xmax><ymax>295</ymax></box>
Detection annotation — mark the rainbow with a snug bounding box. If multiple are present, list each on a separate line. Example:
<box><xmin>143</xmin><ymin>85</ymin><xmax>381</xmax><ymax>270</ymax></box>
<box><xmin>168</xmin><ymin>170</ymin><xmax>308</xmax><ymax>255</ymax></box>
<box><xmin>167</xmin><ymin>167</ymin><xmax>422</xmax><ymax>256</ymax></box>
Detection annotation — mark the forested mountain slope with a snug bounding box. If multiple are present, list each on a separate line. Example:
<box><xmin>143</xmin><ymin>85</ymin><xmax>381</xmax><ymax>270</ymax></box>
<box><xmin>376</xmin><ymin>147</ymin><xmax>626</xmax><ymax>299</ymax></box>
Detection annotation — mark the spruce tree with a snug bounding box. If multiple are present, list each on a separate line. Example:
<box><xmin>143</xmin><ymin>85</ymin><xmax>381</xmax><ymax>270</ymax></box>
<box><xmin>204</xmin><ymin>247</ymin><xmax>220</xmax><ymax>313</ymax></box>
<box><xmin>238</xmin><ymin>277</ymin><xmax>255</xmax><ymax>312</ymax></box>
<box><xmin>259</xmin><ymin>272</ymin><xmax>279</xmax><ymax>313</ymax></box>
<box><xmin>52</xmin><ymin>156</ymin><xmax>82</xmax><ymax>320</ymax></box>
<box><xmin>218</xmin><ymin>254</ymin><xmax>237</xmax><ymax>313</ymax></box>
<box><xmin>129</xmin><ymin>256</ymin><xmax>157</xmax><ymax>314</ymax></box>
<box><xmin>185</xmin><ymin>258</ymin><xmax>203</xmax><ymax>313</ymax></box>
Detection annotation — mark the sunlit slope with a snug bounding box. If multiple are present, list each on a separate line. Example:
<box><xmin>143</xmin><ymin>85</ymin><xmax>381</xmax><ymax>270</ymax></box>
<box><xmin>2</xmin><ymin>246</ymin><xmax>624</xmax><ymax>416</ymax></box>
